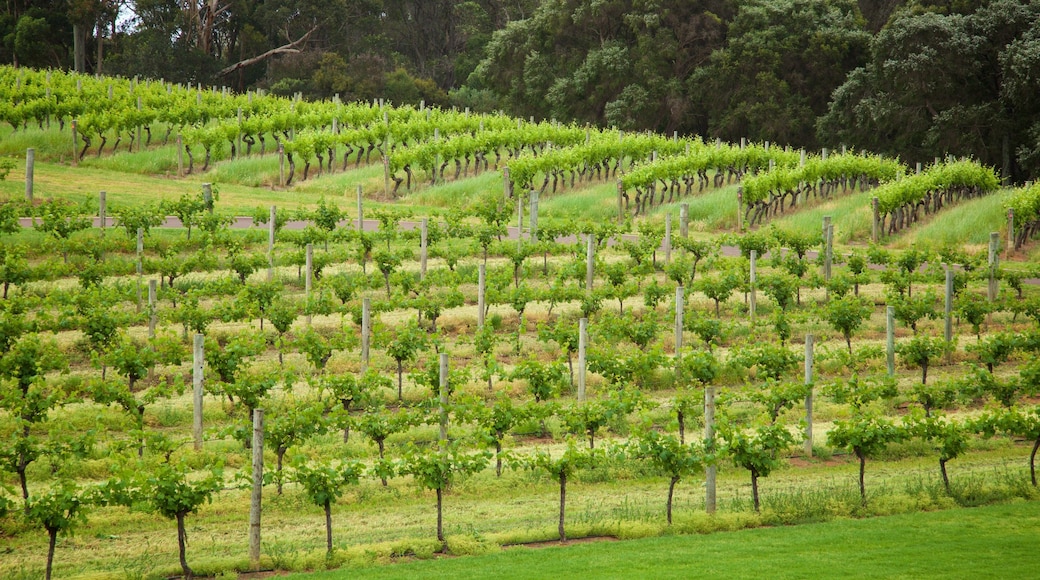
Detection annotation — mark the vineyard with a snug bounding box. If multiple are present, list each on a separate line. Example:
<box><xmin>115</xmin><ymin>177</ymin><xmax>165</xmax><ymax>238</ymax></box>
<box><xmin>1</xmin><ymin>66</ymin><xmax>1040</xmax><ymax>579</ymax></box>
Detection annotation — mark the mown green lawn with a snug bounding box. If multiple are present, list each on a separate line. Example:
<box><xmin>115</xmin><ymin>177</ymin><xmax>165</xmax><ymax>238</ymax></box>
<box><xmin>295</xmin><ymin>500</ymin><xmax>1040</xmax><ymax>579</ymax></box>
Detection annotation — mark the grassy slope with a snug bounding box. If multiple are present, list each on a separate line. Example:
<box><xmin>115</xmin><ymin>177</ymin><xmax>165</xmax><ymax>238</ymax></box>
<box><xmin>295</xmin><ymin>500</ymin><xmax>1040</xmax><ymax>579</ymax></box>
<box><xmin>2</xmin><ymin>124</ymin><xmax>1034</xmax><ymax>260</ymax></box>
<box><xmin>4</xmin><ymin>126</ymin><xmax>1040</xmax><ymax>578</ymax></box>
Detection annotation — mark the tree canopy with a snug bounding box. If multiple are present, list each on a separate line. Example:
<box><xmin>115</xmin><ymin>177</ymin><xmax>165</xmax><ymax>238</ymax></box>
<box><xmin>4</xmin><ymin>0</ymin><xmax>1040</xmax><ymax>180</ymax></box>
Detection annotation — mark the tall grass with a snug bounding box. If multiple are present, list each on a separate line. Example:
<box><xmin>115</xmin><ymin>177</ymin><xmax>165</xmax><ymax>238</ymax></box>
<box><xmin>185</xmin><ymin>154</ymin><xmax>280</xmax><ymax>187</ymax></box>
<box><xmin>540</xmin><ymin>181</ymin><xmax>621</xmax><ymax>223</ymax></box>
<box><xmin>770</xmin><ymin>187</ymin><xmax>874</xmax><ymax>244</ymax></box>
<box><xmin>647</xmin><ymin>184</ymin><xmax>741</xmax><ymax>231</ymax></box>
<box><xmin>398</xmin><ymin>170</ymin><xmax>501</xmax><ymax>209</ymax></box>
<box><xmin>289</xmin><ymin>163</ymin><xmax>386</xmax><ymax>199</ymax></box>
<box><xmin>0</xmin><ymin>125</ymin><xmax>76</xmax><ymax>161</ymax></box>
<box><xmin>895</xmin><ymin>190</ymin><xmax>1010</xmax><ymax>250</ymax></box>
<box><xmin>78</xmin><ymin>143</ymin><xmax>180</xmax><ymax>175</ymax></box>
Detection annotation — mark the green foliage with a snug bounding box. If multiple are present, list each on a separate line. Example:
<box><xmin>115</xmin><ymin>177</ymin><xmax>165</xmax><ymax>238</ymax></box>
<box><xmin>463</xmin><ymin>394</ymin><xmax>532</xmax><ymax>475</ymax></box>
<box><xmin>631</xmin><ymin>428</ymin><xmax>705</xmax><ymax>523</ymax></box>
<box><xmin>685</xmin><ymin>316</ymin><xmax>727</xmax><ymax>351</ymax></box>
<box><xmin>694</xmin><ymin>0</ymin><xmax>869</xmax><ymax>147</ymax></box>
<box><xmin>905</xmin><ymin>412</ymin><xmax>969</xmax><ymax>493</ymax></box>
<box><xmin>398</xmin><ymin>442</ymin><xmax>490</xmax><ymax>543</ymax></box>
<box><xmin>295</xmin><ymin>328</ymin><xmax>345</xmax><ymax>373</ymax></box>
<box><xmin>825</xmin><ymin>375</ymin><xmax>898</xmax><ymax>410</ymax></box>
<box><xmin>223</xmin><ymin>370</ymin><xmax>280</xmax><ymax>418</ymax></box>
<box><xmin>267</xmin><ymin>298</ymin><xmax>299</xmax><ymax>339</ymax></box>
<box><xmin>205</xmin><ymin>332</ymin><xmax>265</xmax><ymax>386</ymax></box>
<box><xmin>734</xmin><ymin>343</ymin><xmax>799</xmax><ymax>382</ymax></box>
<box><xmin>955</xmin><ymin>293</ymin><xmax>990</xmax><ymax>339</ymax></box>
<box><xmin>0</xmin><ymin>245</ymin><xmax>31</xmax><ymax>298</ymax></box>
<box><xmin>561</xmin><ymin>389</ymin><xmax>645</xmax><ymax>449</ymax></box>
<box><xmin>354</xmin><ymin>406</ymin><xmax>418</xmax><ymax>460</ymax></box>
<box><xmin>823</xmin><ymin>295</ymin><xmax>873</xmax><ymax>354</ymax></box>
<box><xmin>719</xmin><ymin>420</ymin><xmax>798</xmax><ymax>511</ymax></box>
<box><xmin>162</xmin><ymin>191</ymin><xmax>208</xmax><ymax>241</ymax></box>
<box><xmin>971</xmin><ymin>405</ymin><xmax>1040</xmax><ymax>486</ymax></box>
<box><xmin>888</xmin><ymin>290</ymin><xmax>939</xmax><ymax>334</ymax></box>
<box><xmin>0</xmin><ymin>333</ymin><xmax>66</xmax><ymax>390</ymax></box>
<box><xmin>908</xmin><ymin>379</ymin><xmax>958</xmax><ymax>417</ymax></box>
<box><xmin>760</xmin><ymin>273</ymin><xmax>799</xmax><ymax>312</ymax></box>
<box><xmin>34</xmin><ymin>200</ymin><xmax>92</xmax><ymax>242</ymax></box>
<box><xmin>112</xmin><ymin>203</ymin><xmax>166</xmax><ymax>240</ymax></box>
<box><xmin>105</xmin><ymin>335</ymin><xmax>157</xmax><ymax>389</ymax></box>
<box><xmin>383</xmin><ymin>319</ymin><xmax>429</xmax><ymax>399</ymax></box>
<box><xmin>24</xmin><ymin>480</ymin><xmax>92</xmax><ymax>579</ymax></box>
<box><xmin>512</xmin><ymin>357</ymin><xmax>567</xmax><ymax>403</ymax></box>
<box><xmin>679</xmin><ymin>349</ymin><xmax>719</xmax><ymax>386</ymax></box>
<box><xmin>746</xmin><ymin>380</ymin><xmax>811</xmax><ymax>424</ymax></box>
<box><xmin>399</xmin><ymin>442</ymin><xmax>490</xmax><ymax>493</ymax></box>
<box><xmin>292</xmin><ymin>458</ymin><xmax>362</xmax><ymax>511</ymax></box>
<box><xmin>828</xmin><ymin>412</ymin><xmax>907</xmax><ymax>503</ymax></box>
<box><xmin>318</xmin><ymin>371</ymin><xmax>384</xmax><ymax>416</ymax></box>
<box><xmin>291</xmin><ymin>456</ymin><xmax>362</xmax><ymax>552</ymax></box>
<box><xmin>897</xmin><ymin>335</ymin><xmax>947</xmax><ymax>385</ymax></box>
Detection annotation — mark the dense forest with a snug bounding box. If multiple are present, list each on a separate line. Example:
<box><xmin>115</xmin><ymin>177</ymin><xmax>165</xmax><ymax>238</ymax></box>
<box><xmin>2</xmin><ymin>0</ymin><xmax>1040</xmax><ymax>180</ymax></box>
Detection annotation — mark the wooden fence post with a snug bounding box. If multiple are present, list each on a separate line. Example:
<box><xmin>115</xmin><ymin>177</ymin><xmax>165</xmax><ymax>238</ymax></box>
<box><xmin>305</xmin><ymin>244</ymin><xmax>313</xmax><ymax>326</ymax></box>
<box><xmin>193</xmin><ymin>334</ymin><xmax>204</xmax><ymax>451</ymax></box>
<box><xmin>705</xmin><ymin>384</ymin><xmax>717</xmax><ymax>514</ymax></box>
<box><xmin>356</xmin><ymin>185</ymin><xmax>364</xmax><ymax>232</ymax></box>
<box><xmin>477</xmin><ymin>265</ymin><xmax>486</xmax><ymax>328</ymax></box>
<box><xmin>737</xmin><ymin>187</ymin><xmax>744</xmax><ymax>233</ymax></box>
<box><xmin>674</xmin><ymin>286</ymin><xmax>684</xmax><ymax>380</ymax></box>
<box><xmin>945</xmin><ymin>267</ymin><xmax>954</xmax><ymax>364</ymax></box>
<box><xmin>248</xmin><ymin>408</ymin><xmax>264</xmax><ymax>570</ymax></box>
<box><xmin>664</xmin><ymin>213</ymin><xmax>672</xmax><ymax>264</ymax></box>
<box><xmin>278</xmin><ymin>143</ymin><xmax>285</xmax><ymax>187</ymax></box>
<box><xmin>871</xmin><ymin>197</ymin><xmax>880</xmax><ymax>243</ymax></box>
<box><xmin>988</xmin><ymin>232</ymin><xmax>1000</xmax><ymax>303</ymax></box>
<box><xmin>585</xmin><ymin>234</ymin><xmax>595</xmax><ymax>291</ymax></box>
<box><xmin>439</xmin><ymin>353</ymin><xmax>449</xmax><ymax>445</ymax></box>
<box><xmin>71</xmin><ymin>120</ymin><xmax>78</xmax><ymax>167</ymax></box>
<box><xmin>148</xmin><ymin>279</ymin><xmax>157</xmax><ymax>339</ymax></box>
<box><xmin>98</xmin><ymin>191</ymin><xmax>106</xmax><ymax>229</ymax></box>
<box><xmin>25</xmin><ymin>148</ymin><xmax>34</xmax><ymax>202</ymax></box>
<box><xmin>577</xmin><ymin>318</ymin><xmax>588</xmax><ymax>402</ymax></box>
<box><xmin>136</xmin><ymin>228</ymin><xmax>143</xmax><ymax>312</ymax></box>
<box><xmin>1006</xmin><ymin>207</ymin><xmax>1015</xmax><ymax>255</ymax></box>
<box><xmin>804</xmin><ymin>334</ymin><xmax>814</xmax><ymax>457</ymax></box>
<box><xmin>749</xmin><ymin>250</ymin><xmax>757</xmax><ymax>323</ymax></box>
<box><xmin>886</xmin><ymin>305</ymin><xmax>896</xmax><ymax>376</ymax></box>
<box><xmin>361</xmin><ymin>297</ymin><xmax>371</xmax><ymax>373</ymax></box>
<box><xmin>420</xmin><ymin>218</ymin><xmax>429</xmax><ymax>280</ymax></box>
<box><xmin>268</xmin><ymin>205</ymin><xmax>276</xmax><ymax>281</ymax></box>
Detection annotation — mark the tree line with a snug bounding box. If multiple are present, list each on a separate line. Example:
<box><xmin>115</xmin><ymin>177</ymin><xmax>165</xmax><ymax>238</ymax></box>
<box><xmin>3</xmin><ymin>1</ymin><xmax>1040</xmax><ymax>180</ymax></box>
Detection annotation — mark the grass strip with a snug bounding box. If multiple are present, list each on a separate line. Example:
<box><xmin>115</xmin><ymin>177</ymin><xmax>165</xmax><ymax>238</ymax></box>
<box><xmin>294</xmin><ymin>500</ymin><xmax>1040</xmax><ymax>579</ymax></box>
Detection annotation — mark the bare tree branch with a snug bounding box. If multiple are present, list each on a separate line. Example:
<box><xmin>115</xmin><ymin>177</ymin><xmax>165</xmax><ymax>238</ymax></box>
<box><xmin>217</xmin><ymin>25</ymin><xmax>319</xmax><ymax>77</ymax></box>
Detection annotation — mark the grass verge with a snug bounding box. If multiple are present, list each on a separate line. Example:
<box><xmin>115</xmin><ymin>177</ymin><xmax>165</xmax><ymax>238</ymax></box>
<box><xmin>293</xmin><ymin>499</ymin><xmax>1040</xmax><ymax>579</ymax></box>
